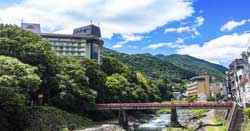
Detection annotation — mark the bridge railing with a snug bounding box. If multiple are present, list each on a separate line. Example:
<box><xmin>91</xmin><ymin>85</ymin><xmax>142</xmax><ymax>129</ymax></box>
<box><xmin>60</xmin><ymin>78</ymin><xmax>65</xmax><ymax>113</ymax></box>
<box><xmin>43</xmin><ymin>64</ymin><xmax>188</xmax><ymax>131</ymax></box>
<box><xmin>95</xmin><ymin>102</ymin><xmax>233</xmax><ymax>110</ymax></box>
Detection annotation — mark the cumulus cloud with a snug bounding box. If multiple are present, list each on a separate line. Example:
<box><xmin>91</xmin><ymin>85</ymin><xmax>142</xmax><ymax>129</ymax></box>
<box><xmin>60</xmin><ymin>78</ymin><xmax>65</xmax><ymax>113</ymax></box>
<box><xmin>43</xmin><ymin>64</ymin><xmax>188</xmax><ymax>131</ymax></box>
<box><xmin>144</xmin><ymin>42</ymin><xmax>185</xmax><ymax>50</ymax></box>
<box><xmin>177</xmin><ymin>33</ymin><xmax>250</xmax><ymax>65</ymax></box>
<box><xmin>112</xmin><ymin>34</ymin><xmax>143</xmax><ymax>48</ymax></box>
<box><xmin>195</xmin><ymin>16</ymin><xmax>205</xmax><ymax>26</ymax></box>
<box><xmin>164</xmin><ymin>16</ymin><xmax>204</xmax><ymax>38</ymax></box>
<box><xmin>176</xmin><ymin>37</ymin><xmax>185</xmax><ymax>44</ymax></box>
<box><xmin>145</xmin><ymin>42</ymin><xmax>173</xmax><ymax>49</ymax></box>
<box><xmin>0</xmin><ymin>0</ymin><xmax>194</xmax><ymax>39</ymax></box>
<box><xmin>165</xmin><ymin>26</ymin><xmax>191</xmax><ymax>33</ymax></box>
<box><xmin>220</xmin><ymin>19</ymin><xmax>250</xmax><ymax>31</ymax></box>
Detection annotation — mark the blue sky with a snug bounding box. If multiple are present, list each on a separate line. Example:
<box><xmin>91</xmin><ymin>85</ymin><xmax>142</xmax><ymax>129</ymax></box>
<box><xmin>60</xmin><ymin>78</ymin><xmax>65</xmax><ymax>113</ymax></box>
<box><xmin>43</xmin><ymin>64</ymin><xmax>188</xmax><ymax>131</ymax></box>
<box><xmin>0</xmin><ymin>0</ymin><xmax>250</xmax><ymax>66</ymax></box>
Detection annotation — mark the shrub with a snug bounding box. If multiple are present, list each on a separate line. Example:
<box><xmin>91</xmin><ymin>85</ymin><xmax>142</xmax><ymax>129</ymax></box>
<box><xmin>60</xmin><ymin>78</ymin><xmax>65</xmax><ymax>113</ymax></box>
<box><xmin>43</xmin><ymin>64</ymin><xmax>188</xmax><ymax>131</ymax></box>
<box><xmin>23</xmin><ymin>106</ymin><xmax>93</xmax><ymax>131</ymax></box>
<box><xmin>207</xmin><ymin>97</ymin><xmax>216</xmax><ymax>102</ymax></box>
<box><xmin>243</xmin><ymin>108</ymin><xmax>250</xmax><ymax>119</ymax></box>
<box><xmin>191</xmin><ymin>109</ymin><xmax>209</xmax><ymax>119</ymax></box>
<box><xmin>156</xmin><ymin>109</ymin><xmax>171</xmax><ymax>115</ymax></box>
<box><xmin>187</xmin><ymin>96</ymin><xmax>197</xmax><ymax>102</ymax></box>
<box><xmin>0</xmin><ymin>106</ymin><xmax>93</xmax><ymax>131</ymax></box>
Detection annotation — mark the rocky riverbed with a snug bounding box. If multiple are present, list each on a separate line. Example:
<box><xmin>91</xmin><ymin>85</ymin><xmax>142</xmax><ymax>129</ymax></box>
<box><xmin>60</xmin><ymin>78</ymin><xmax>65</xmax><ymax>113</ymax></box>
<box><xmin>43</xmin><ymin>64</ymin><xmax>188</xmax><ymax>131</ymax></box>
<box><xmin>75</xmin><ymin>124</ymin><xmax>125</xmax><ymax>131</ymax></box>
<box><xmin>76</xmin><ymin>110</ymin><xmax>214</xmax><ymax>131</ymax></box>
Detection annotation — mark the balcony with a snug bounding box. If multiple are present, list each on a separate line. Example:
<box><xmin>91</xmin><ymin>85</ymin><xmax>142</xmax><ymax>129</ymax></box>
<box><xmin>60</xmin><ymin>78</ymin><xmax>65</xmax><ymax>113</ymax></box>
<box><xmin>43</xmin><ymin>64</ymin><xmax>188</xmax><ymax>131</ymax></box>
<box><xmin>187</xmin><ymin>81</ymin><xmax>198</xmax><ymax>87</ymax></box>
<box><xmin>187</xmin><ymin>86</ymin><xmax>198</xmax><ymax>91</ymax></box>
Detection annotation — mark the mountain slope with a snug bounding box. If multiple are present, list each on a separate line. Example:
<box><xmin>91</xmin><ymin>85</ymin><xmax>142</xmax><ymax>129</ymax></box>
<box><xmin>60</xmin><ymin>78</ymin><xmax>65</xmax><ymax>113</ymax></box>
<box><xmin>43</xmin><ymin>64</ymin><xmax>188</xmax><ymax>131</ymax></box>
<box><xmin>158</xmin><ymin>54</ymin><xmax>227</xmax><ymax>77</ymax></box>
<box><xmin>102</xmin><ymin>48</ymin><xmax>195</xmax><ymax>82</ymax></box>
<box><xmin>102</xmin><ymin>48</ymin><xmax>226</xmax><ymax>81</ymax></box>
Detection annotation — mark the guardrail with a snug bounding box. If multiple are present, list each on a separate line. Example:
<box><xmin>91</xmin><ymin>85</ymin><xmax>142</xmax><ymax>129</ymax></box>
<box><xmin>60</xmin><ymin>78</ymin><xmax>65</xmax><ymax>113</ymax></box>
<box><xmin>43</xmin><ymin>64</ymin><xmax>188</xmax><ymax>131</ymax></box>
<box><xmin>95</xmin><ymin>102</ymin><xmax>233</xmax><ymax>110</ymax></box>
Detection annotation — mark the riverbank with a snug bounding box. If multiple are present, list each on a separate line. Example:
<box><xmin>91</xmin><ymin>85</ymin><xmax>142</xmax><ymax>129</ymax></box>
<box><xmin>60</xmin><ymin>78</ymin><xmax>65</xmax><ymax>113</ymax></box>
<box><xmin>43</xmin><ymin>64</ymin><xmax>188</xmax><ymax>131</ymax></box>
<box><xmin>75</xmin><ymin>112</ymin><xmax>153</xmax><ymax>131</ymax></box>
<box><xmin>76</xmin><ymin>109</ymin><xmax>226</xmax><ymax>131</ymax></box>
<box><xmin>75</xmin><ymin>124</ymin><xmax>125</xmax><ymax>131</ymax></box>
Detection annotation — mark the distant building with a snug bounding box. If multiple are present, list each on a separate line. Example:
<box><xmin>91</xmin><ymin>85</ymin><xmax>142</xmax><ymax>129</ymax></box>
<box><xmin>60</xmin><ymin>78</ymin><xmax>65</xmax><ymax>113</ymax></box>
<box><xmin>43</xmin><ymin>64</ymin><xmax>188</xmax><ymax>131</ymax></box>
<box><xmin>21</xmin><ymin>23</ymin><xmax>103</xmax><ymax>62</ymax></box>
<box><xmin>210</xmin><ymin>82</ymin><xmax>224</xmax><ymax>98</ymax></box>
<box><xmin>227</xmin><ymin>52</ymin><xmax>250</xmax><ymax>107</ymax></box>
<box><xmin>187</xmin><ymin>75</ymin><xmax>211</xmax><ymax>101</ymax></box>
<box><xmin>187</xmin><ymin>75</ymin><xmax>225</xmax><ymax>101</ymax></box>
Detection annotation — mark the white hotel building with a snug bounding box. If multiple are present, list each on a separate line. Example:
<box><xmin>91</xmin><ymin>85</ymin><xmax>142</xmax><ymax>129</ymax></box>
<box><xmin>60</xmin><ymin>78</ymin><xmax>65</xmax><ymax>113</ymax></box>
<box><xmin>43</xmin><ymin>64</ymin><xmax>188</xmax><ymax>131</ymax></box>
<box><xmin>21</xmin><ymin>23</ymin><xmax>103</xmax><ymax>62</ymax></box>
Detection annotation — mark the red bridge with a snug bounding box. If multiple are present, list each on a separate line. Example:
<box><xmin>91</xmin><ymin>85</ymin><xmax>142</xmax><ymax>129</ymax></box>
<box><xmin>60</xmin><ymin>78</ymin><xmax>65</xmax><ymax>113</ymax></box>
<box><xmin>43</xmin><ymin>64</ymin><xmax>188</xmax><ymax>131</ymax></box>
<box><xmin>95</xmin><ymin>102</ymin><xmax>234</xmax><ymax>128</ymax></box>
<box><xmin>95</xmin><ymin>102</ymin><xmax>233</xmax><ymax>110</ymax></box>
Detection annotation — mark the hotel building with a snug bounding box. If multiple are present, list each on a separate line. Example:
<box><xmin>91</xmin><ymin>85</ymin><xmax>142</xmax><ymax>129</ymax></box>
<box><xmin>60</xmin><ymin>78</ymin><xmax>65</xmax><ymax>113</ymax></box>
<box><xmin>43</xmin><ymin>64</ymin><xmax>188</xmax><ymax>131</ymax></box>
<box><xmin>21</xmin><ymin>23</ymin><xmax>103</xmax><ymax>62</ymax></box>
<box><xmin>187</xmin><ymin>75</ymin><xmax>211</xmax><ymax>101</ymax></box>
<box><xmin>187</xmin><ymin>75</ymin><xmax>226</xmax><ymax>101</ymax></box>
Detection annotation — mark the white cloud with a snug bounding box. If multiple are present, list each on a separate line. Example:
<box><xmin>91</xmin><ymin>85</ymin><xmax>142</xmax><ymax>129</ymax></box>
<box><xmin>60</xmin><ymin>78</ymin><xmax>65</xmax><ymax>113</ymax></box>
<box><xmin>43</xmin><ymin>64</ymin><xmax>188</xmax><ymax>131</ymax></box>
<box><xmin>164</xmin><ymin>16</ymin><xmax>204</xmax><ymax>38</ymax></box>
<box><xmin>127</xmin><ymin>45</ymin><xmax>137</xmax><ymax>49</ymax></box>
<box><xmin>177</xmin><ymin>33</ymin><xmax>250</xmax><ymax>65</ymax></box>
<box><xmin>165</xmin><ymin>28</ymin><xmax>177</xmax><ymax>33</ymax></box>
<box><xmin>176</xmin><ymin>37</ymin><xmax>184</xmax><ymax>44</ymax></box>
<box><xmin>145</xmin><ymin>42</ymin><xmax>173</xmax><ymax>49</ymax></box>
<box><xmin>112</xmin><ymin>40</ymin><xmax>127</xmax><ymax>48</ymax></box>
<box><xmin>145</xmin><ymin>42</ymin><xmax>185</xmax><ymax>50</ymax></box>
<box><xmin>0</xmin><ymin>0</ymin><xmax>194</xmax><ymax>39</ymax></box>
<box><xmin>122</xmin><ymin>34</ymin><xmax>143</xmax><ymax>41</ymax></box>
<box><xmin>112</xmin><ymin>34</ymin><xmax>143</xmax><ymax>48</ymax></box>
<box><xmin>165</xmin><ymin>26</ymin><xmax>190</xmax><ymax>33</ymax></box>
<box><xmin>195</xmin><ymin>16</ymin><xmax>204</xmax><ymax>26</ymax></box>
<box><xmin>220</xmin><ymin>19</ymin><xmax>250</xmax><ymax>31</ymax></box>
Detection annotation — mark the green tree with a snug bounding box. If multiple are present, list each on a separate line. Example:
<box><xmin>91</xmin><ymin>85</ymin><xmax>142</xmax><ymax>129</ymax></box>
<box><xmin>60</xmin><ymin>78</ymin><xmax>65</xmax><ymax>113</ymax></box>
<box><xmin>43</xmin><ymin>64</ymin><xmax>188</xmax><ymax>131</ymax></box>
<box><xmin>0</xmin><ymin>24</ymin><xmax>60</xmax><ymax>104</ymax></box>
<box><xmin>81</xmin><ymin>58</ymin><xmax>107</xmax><ymax>103</ymax></box>
<box><xmin>101</xmin><ymin>57</ymin><xmax>130</xmax><ymax>76</ymax></box>
<box><xmin>0</xmin><ymin>56</ymin><xmax>41</xmax><ymax>131</ymax></box>
<box><xmin>105</xmin><ymin>74</ymin><xmax>131</xmax><ymax>102</ymax></box>
<box><xmin>0</xmin><ymin>55</ymin><xmax>41</xmax><ymax>105</ymax></box>
<box><xmin>51</xmin><ymin>57</ymin><xmax>97</xmax><ymax>113</ymax></box>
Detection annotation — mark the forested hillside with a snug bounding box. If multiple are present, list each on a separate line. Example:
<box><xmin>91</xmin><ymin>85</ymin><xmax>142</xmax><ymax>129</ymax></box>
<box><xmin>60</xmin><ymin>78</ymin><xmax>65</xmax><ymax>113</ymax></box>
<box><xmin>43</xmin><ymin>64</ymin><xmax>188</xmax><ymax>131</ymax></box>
<box><xmin>0</xmin><ymin>25</ymin><xmax>161</xmax><ymax>131</ymax></box>
<box><xmin>102</xmin><ymin>48</ymin><xmax>195</xmax><ymax>83</ymax></box>
<box><xmin>102</xmin><ymin>48</ymin><xmax>227</xmax><ymax>81</ymax></box>
<box><xmin>158</xmin><ymin>54</ymin><xmax>227</xmax><ymax>78</ymax></box>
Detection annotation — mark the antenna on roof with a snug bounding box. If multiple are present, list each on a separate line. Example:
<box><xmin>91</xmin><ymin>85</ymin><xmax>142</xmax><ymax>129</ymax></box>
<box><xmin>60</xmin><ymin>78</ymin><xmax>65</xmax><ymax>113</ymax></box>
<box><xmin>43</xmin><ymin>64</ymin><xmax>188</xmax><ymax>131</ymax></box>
<box><xmin>98</xmin><ymin>22</ymin><xmax>100</xmax><ymax>27</ymax></box>
<box><xmin>90</xmin><ymin>20</ymin><xmax>92</xmax><ymax>25</ymax></box>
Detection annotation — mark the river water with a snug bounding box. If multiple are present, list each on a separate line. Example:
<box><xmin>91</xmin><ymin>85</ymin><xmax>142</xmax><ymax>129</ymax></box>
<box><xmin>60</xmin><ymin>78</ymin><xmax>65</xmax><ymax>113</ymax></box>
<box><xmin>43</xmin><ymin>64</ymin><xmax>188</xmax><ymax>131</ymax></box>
<box><xmin>136</xmin><ymin>114</ymin><xmax>170</xmax><ymax>131</ymax></box>
<box><xmin>135</xmin><ymin>110</ymin><xmax>193</xmax><ymax>131</ymax></box>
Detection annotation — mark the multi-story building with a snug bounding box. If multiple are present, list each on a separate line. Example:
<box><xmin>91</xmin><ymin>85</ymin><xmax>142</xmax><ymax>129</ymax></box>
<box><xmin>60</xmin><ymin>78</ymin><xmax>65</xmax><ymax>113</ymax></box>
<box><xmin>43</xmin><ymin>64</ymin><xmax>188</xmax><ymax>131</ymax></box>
<box><xmin>187</xmin><ymin>75</ymin><xmax>211</xmax><ymax>101</ymax></box>
<box><xmin>227</xmin><ymin>52</ymin><xmax>250</xmax><ymax>107</ymax></box>
<box><xmin>21</xmin><ymin>23</ymin><xmax>103</xmax><ymax>62</ymax></box>
<box><xmin>187</xmin><ymin>75</ymin><xmax>226</xmax><ymax>101</ymax></box>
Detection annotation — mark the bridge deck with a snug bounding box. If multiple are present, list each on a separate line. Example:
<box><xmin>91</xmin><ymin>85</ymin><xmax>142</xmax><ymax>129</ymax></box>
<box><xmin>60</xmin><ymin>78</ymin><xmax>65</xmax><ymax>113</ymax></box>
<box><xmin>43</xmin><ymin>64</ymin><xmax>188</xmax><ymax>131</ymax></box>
<box><xmin>95</xmin><ymin>102</ymin><xmax>233</xmax><ymax>110</ymax></box>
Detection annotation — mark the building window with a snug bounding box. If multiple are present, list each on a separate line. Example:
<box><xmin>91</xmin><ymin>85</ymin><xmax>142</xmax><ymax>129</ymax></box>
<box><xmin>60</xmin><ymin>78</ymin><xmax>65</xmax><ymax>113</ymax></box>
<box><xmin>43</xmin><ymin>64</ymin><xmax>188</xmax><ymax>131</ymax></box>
<box><xmin>91</xmin><ymin>43</ymin><xmax>99</xmax><ymax>60</ymax></box>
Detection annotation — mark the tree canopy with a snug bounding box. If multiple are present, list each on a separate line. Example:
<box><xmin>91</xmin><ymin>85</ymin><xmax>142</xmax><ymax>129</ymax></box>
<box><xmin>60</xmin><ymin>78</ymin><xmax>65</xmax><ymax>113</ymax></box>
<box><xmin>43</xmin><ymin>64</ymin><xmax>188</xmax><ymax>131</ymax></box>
<box><xmin>0</xmin><ymin>55</ymin><xmax>41</xmax><ymax>106</ymax></box>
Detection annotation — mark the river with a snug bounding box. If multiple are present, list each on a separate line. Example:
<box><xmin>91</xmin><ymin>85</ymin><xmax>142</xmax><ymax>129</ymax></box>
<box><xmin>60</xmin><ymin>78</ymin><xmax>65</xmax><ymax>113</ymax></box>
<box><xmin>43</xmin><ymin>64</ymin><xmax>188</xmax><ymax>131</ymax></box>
<box><xmin>77</xmin><ymin>110</ymin><xmax>195</xmax><ymax>131</ymax></box>
<box><xmin>135</xmin><ymin>110</ymin><xmax>194</xmax><ymax>131</ymax></box>
<box><xmin>136</xmin><ymin>114</ymin><xmax>171</xmax><ymax>131</ymax></box>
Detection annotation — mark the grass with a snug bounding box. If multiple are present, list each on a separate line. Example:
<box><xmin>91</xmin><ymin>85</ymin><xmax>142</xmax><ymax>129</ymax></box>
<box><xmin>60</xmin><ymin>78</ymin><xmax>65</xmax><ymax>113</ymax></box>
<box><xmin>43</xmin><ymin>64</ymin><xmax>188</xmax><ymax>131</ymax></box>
<box><xmin>164</xmin><ymin>127</ymin><xmax>194</xmax><ymax>131</ymax></box>
<box><xmin>241</xmin><ymin>117</ymin><xmax>250</xmax><ymax>131</ymax></box>
<box><xmin>207</xmin><ymin>114</ymin><xmax>227</xmax><ymax>131</ymax></box>
<box><xmin>213</xmin><ymin>116</ymin><xmax>223</xmax><ymax>124</ymax></box>
<box><xmin>207</xmin><ymin>126</ymin><xmax>227</xmax><ymax>131</ymax></box>
<box><xmin>190</xmin><ymin>109</ymin><xmax>209</xmax><ymax>119</ymax></box>
<box><xmin>22</xmin><ymin>106</ymin><xmax>94</xmax><ymax>131</ymax></box>
<box><xmin>156</xmin><ymin>109</ymin><xmax>171</xmax><ymax>115</ymax></box>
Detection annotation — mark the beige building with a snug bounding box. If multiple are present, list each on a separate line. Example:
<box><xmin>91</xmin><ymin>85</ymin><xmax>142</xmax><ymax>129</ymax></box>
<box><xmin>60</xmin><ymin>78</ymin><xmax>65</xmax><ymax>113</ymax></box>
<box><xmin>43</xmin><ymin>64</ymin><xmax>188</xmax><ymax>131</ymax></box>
<box><xmin>187</xmin><ymin>75</ymin><xmax>225</xmax><ymax>101</ymax></box>
<box><xmin>187</xmin><ymin>75</ymin><xmax>211</xmax><ymax>101</ymax></box>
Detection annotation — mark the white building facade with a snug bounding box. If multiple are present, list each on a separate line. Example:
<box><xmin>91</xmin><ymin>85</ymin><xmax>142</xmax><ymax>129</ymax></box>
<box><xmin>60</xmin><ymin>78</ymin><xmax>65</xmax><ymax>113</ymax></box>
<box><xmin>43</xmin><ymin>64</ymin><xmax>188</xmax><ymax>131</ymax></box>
<box><xmin>227</xmin><ymin>52</ymin><xmax>250</xmax><ymax>107</ymax></box>
<box><xmin>21</xmin><ymin>23</ymin><xmax>103</xmax><ymax>62</ymax></box>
